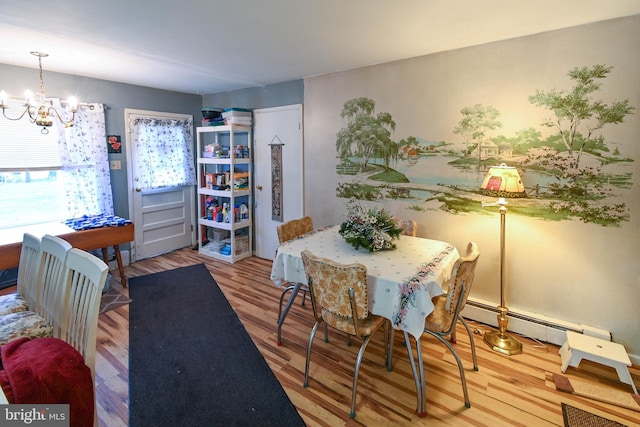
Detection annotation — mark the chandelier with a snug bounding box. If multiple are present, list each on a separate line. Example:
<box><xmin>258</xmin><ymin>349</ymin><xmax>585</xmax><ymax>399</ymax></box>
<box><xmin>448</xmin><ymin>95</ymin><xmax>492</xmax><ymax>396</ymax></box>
<box><xmin>0</xmin><ymin>51</ymin><xmax>78</xmax><ymax>134</ymax></box>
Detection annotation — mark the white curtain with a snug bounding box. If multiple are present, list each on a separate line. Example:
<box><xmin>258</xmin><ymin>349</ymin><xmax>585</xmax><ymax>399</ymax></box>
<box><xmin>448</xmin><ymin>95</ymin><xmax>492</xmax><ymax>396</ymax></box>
<box><xmin>53</xmin><ymin>100</ymin><xmax>114</xmax><ymax>217</ymax></box>
<box><xmin>132</xmin><ymin>117</ymin><xmax>196</xmax><ymax>189</ymax></box>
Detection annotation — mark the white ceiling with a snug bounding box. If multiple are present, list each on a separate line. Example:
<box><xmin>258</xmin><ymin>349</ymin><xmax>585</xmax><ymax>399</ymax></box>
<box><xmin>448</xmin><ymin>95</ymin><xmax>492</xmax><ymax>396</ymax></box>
<box><xmin>1</xmin><ymin>0</ymin><xmax>639</xmax><ymax>95</ymax></box>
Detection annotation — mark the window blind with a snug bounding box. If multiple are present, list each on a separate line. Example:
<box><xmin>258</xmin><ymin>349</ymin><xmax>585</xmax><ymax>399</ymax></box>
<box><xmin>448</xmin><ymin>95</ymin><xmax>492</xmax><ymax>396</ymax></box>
<box><xmin>0</xmin><ymin>100</ymin><xmax>61</xmax><ymax>170</ymax></box>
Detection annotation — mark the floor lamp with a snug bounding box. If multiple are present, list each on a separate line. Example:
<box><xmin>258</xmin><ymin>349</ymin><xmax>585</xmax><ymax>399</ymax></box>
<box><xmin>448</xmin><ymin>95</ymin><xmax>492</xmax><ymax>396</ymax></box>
<box><xmin>480</xmin><ymin>163</ymin><xmax>525</xmax><ymax>356</ymax></box>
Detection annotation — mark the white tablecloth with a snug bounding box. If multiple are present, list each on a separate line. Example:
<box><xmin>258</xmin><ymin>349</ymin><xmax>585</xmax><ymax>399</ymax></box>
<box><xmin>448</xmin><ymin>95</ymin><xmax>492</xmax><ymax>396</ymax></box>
<box><xmin>270</xmin><ymin>225</ymin><xmax>460</xmax><ymax>338</ymax></box>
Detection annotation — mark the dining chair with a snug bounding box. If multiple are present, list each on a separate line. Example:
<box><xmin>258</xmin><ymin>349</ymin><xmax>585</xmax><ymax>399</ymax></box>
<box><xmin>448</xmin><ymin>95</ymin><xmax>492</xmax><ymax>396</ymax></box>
<box><xmin>0</xmin><ymin>233</ymin><xmax>42</xmax><ymax>317</ymax></box>
<box><xmin>1</xmin><ymin>249</ymin><xmax>107</xmax><ymax>427</ymax></box>
<box><xmin>276</xmin><ymin>216</ymin><xmax>314</xmax><ymax>345</ymax></box>
<box><xmin>58</xmin><ymin>246</ymin><xmax>108</xmax><ymax>427</ymax></box>
<box><xmin>0</xmin><ymin>235</ymin><xmax>72</xmax><ymax>345</ymax></box>
<box><xmin>419</xmin><ymin>241</ymin><xmax>480</xmax><ymax>408</ymax></box>
<box><xmin>37</xmin><ymin>235</ymin><xmax>74</xmax><ymax>326</ymax></box>
<box><xmin>394</xmin><ymin>217</ymin><xmax>417</xmax><ymax>236</ymax></box>
<box><xmin>301</xmin><ymin>249</ymin><xmax>392</xmax><ymax>419</ymax></box>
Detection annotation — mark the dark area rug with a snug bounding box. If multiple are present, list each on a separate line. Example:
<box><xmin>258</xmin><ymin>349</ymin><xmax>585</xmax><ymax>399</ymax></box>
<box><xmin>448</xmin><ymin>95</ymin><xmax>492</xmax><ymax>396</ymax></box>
<box><xmin>561</xmin><ymin>403</ymin><xmax>626</xmax><ymax>427</ymax></box>
<box><xmin>129</xmin><ymin>263</ymin><xmax>305</xmax><ymax>427</ymax></box>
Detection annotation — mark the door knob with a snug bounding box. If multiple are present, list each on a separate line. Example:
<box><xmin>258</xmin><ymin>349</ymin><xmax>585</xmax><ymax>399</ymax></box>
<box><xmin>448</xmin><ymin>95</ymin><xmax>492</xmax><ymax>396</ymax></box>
<box><xmin>135</xmin><ymin>187</ymin><xmax>142</xmax><ymax>192</ymax></box>
<box><xmin>256</xmin><ymin>185</ymin><xmax>263</xmax><ymax>190</ymax></box>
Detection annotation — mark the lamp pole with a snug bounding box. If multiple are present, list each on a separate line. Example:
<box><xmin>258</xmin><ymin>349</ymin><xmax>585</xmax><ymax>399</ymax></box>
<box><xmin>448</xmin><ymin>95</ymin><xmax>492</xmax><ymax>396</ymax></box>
<box><xmin>483</xmin><ymin>198</ymin><xmax>523</xmax><ymax>355</ymax></box>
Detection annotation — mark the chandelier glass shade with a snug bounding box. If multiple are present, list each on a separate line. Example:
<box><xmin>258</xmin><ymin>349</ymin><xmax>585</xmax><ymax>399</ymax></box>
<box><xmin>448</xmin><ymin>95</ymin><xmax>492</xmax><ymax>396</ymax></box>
<box><xmin>0</xmin><ymin>52</ymin><xmax>78</xmax><ymax>134</ymax></box>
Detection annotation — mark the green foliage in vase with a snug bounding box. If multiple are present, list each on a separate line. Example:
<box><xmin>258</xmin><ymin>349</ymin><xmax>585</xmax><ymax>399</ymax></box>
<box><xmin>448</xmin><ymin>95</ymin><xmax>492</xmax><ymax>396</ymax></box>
<box><xmin>339</xmin><ymin>200</ymin><xmax>403</xmax><ymax>252</ymax></box>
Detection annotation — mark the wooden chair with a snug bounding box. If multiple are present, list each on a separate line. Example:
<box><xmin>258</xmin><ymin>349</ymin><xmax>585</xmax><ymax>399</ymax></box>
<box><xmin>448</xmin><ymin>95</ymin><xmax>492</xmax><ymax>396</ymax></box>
<box><xmin>301</xmin><ymin>249</ymin><xmax>391</xmax><ymax>419</ymax></box>
<box><xmin>0</xmin><ymin>235</ymin><xmax>72</xmax><ymax>345</ymax></box>
<box><xmin>0</xmin><ymin>249</ymin><xmax>107</xmax><ymax>427</ymax></box>
<box><xmin>0</xmin><ymin>233</ymin><xmax>41</xmax><ymax>316</ymax></box>
<box><xmin>419</xmin><ymin>242</ymin><xmax>480</xmax><ymax>408</ymax></box>
<box><xmin>276</xmin><ymin>216</ymin><xmax>313</xmax><ymax>345</ymax></box>
<box><xmin>57</xmin><ymin>248</ymin><xmax>108</xmax><ymax>417</ymax></box>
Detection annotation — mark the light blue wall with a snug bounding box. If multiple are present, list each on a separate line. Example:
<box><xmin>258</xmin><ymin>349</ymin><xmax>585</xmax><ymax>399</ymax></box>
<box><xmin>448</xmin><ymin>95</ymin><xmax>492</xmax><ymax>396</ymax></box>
<box><xmin>201</xmin><ymin>80</ymin><xmax>303</xmax><ymax>111</ymax></box>
<box><xmin>0</xmin><ymin>64</ymin><xmax>202</xmax><ymax>218</ymax></box>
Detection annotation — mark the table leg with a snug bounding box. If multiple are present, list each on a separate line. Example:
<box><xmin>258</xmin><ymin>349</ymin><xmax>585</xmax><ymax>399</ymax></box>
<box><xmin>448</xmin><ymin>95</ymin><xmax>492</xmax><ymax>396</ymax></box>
<box><xmin>101</xmin><ymin>247</ymin><xmax>109</xmax><ymax>264</ymax></box>
<box><xmin>277</xmin><ymin>282</ymin><xmax>303</xmax><ymax>345</ymax></box>
<box><xmin>404</xmin><ymin>331</ymin><xmax>426</xmax><ymax>417</ymax></box>
<box><xmin>113</xmin><ymin>244</ymin><xmax>127</xmax><ymax>288</ymax></box>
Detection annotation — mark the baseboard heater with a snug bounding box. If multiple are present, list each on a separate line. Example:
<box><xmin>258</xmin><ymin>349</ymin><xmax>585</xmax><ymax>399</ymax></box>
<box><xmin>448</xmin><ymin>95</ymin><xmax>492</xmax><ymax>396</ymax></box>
<box><xmin>463</xmin><ymin>298</ymin><xmax>611</xmax><ymax>346</ymax></box>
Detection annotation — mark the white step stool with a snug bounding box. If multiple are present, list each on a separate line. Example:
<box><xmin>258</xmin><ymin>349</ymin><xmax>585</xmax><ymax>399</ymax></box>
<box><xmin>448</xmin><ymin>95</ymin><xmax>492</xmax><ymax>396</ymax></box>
<box><xmin>559</xmin><ymin>330</ymin><xmax>637</xmax><ymax>394</ymax></box>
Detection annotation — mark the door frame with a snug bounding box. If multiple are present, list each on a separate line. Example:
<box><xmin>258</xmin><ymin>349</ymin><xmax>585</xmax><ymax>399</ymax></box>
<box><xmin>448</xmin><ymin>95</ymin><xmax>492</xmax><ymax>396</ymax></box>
<box><xmin>124</xmin><ymin>109</ymin><xmax>196</xmax><ymax>262</ymax></box>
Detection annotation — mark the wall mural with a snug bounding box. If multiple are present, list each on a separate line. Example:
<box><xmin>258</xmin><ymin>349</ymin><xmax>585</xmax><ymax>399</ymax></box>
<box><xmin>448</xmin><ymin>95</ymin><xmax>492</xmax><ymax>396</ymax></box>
<box><xmin>335</xmin><ymin>64</ymin><xmax>635</xmax><ymax>227</ymax></box>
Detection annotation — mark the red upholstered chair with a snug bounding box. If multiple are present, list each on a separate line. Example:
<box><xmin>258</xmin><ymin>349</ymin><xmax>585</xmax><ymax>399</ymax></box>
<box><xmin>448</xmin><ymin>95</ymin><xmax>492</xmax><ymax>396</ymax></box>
<box><xmin>0</xmin><ymin>337</ymin><xmax>95</xmax><ymax>427</ymax></box>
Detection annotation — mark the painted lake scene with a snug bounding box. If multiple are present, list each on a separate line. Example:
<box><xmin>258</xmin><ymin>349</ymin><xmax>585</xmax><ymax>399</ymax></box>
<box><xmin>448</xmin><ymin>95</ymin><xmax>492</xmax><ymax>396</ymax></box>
<box><xmin>335</xmin><ymin>65</ymin><xmax>635</xmax><ymax>227</ymax></box>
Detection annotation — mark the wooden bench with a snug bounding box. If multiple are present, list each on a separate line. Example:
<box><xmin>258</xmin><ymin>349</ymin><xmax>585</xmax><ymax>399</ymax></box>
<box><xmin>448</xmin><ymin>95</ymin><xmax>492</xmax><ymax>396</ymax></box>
<box><xmin>0</xmin><ymin>220</ymin><xmax>134</xmax><ymax>287</ymax></box>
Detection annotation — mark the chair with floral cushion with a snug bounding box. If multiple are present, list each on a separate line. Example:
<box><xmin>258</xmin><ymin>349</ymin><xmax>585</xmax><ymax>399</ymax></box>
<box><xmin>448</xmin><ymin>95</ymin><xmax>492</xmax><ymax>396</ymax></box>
<box><xmin>301</xmin><ymin>249</ymin><xmax>392</xmax><ymax>419</ymax></box>
<box><xmin>394</xmin><ymin>217</ymin><xmax>417</xmax><ymax>237</ymax></box>
<box><xmin>417</xmin><ymin>242</ymin><xmax>480</xmax><ymax>408</ymax></box>
<box><xmin>0</xmin><ymin>235</ymin><xmax>72</xmax><ymax>345</ymax></box>
<box><xmin>276</xmin><ymin>216</ymin><xmax>314</xmax><ymax>345</ymax></box>
<box><xmin>0</xmin><ymin>233</ymin><xmax>42</xmax><ymax>317</ymax></box>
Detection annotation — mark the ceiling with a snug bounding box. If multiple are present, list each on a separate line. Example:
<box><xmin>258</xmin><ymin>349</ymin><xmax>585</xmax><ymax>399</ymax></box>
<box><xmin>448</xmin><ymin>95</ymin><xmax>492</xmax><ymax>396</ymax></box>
<box><xmin>1</xmin><ymin>0</ymin><xmax>639</xmax><ymax>95</ymax></box>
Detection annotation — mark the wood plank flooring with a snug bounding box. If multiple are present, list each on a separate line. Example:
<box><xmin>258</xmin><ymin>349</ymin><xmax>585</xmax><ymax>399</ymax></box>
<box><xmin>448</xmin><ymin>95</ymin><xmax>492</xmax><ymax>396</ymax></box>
<box><xmin>89</xmin><ymin>248</ymin><xmax>639</xmax><ymax>425</ymax></box>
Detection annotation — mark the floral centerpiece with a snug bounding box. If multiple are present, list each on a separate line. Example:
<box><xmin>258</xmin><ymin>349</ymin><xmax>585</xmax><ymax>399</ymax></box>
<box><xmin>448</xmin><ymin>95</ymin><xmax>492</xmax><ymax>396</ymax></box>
<box><xmin>339</xmin><ymin>201</ymin><xmax>403</xmax><ymax>252</ymax></box>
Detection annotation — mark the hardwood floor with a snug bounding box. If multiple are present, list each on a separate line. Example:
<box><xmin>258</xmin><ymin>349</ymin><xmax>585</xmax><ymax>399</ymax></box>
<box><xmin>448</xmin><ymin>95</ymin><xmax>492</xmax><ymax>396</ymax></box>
<box><xmin>93</xmin><ymin>247</ymin><xmax>639</xmax><ymax>426</ymax></box>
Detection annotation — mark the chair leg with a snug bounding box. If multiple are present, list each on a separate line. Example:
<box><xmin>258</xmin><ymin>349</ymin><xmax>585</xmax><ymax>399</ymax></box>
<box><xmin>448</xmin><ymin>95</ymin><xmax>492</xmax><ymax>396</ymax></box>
<box><xmin>304</xmin><ymin>321</ymin><xmax>321</xmax><ymax>388</ymax></box>
<box><xmin>459</xmin><ymin>317</ymin><xmax>478</xmax><ymax>371</ymax></box>
<box><xmin>428</xmin><ymin>331</ymin><xmax>471</xmax><ymax>408</ymax></box>
<box><xmin>350</xmin><ymin>334</ymin><xmax>374</xmax><ymax>419</ymax></box>
<box><xmin>277</xmin><ymin>283</ymin><xmax>303</xmax><ymax>345</ymax></box>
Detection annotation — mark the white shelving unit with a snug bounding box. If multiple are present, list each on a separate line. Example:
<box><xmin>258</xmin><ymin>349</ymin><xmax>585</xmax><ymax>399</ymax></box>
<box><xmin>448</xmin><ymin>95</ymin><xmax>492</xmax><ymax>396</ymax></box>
<box><xmin>196</xmin><ymin>124</ymin><xmax>252</xmax><ymax>263</ymax></box>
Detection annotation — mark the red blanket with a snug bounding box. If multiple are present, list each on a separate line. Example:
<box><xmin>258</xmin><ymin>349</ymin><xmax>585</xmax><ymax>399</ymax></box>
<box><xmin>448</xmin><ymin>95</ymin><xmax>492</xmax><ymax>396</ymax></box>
<box><xmin>0</xmin><ymin>337</ymin><xmax>94</xmax><ymax>427</ymax></box>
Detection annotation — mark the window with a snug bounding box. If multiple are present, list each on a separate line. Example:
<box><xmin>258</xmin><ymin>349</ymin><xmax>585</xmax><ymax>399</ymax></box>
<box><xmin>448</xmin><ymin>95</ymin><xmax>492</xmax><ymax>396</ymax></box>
<box><xmin>0</xmin><ymin>100</ymin><xmax>112</xmax><ymax>229</ymax></box>
<box><xmin>0</xmin><ymin>101</ymin><xmax>67</xmax><ymax>228</ymax></box>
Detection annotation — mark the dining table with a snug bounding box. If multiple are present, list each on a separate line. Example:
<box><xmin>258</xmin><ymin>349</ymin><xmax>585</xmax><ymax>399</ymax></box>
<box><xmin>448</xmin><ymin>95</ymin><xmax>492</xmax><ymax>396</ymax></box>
<box><xmin>270</xmin><ymin>224</ymin><xmax>460</xmax><ymax>416</ymax></box>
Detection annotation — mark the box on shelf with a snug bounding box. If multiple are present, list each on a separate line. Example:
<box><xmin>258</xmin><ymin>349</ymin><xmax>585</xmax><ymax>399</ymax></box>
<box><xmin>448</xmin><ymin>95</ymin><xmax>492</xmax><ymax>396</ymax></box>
<box><xmin>235</xmin><ymin>235</ymin><xmax>249</xmax><ymax>255</ymax></box>
<box><xmin>222</xmin><ymin>108</ymin><xmax>252</xmax><ymax>126</ymax></box>
<box><xmin>220</xmin><ymin>244</ymin><xmax>232</xmax><ymax>256</ymax></box>
<box><xmin>222</xmin><ymin>107</ymin><xmax>251</xmax><ymax>117</ymax></box>
<box><xmin>224</xmin><ymin>117</ymin><xmax>252</xmax><ymax>126</ymax></box>
<box><xmin>207</xmin><ymin>241</ymin><xmax>226</xmax><ymax>253</ymax></box>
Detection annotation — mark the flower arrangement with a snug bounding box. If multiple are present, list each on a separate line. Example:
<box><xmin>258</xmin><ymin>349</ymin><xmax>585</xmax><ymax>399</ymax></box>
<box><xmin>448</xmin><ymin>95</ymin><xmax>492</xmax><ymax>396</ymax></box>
<box><xmin>339</xmin><ymin>201</ymin><xmax>403</xmax><ymax>252</ymax></box>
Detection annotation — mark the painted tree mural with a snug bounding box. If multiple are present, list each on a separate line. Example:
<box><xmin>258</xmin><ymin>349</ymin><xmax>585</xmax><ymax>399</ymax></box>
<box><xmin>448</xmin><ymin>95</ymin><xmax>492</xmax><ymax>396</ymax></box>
<box><xmin>335</xmin><ymin>64</ymin><xmax>634</xmax><ymax>227</ymax></box>
<box><xmin>336</xmin><ymin>97</ymin><xmax>396</xmax><ymax>173</ymax></box>
<box><xmin>524</xmin><ymin>64</ymin><xmax>634</xmax><ymax>225</ymax></box>
<box><xmin>453</xmin><ymin>104</ymin><xmax>502</xmax><ymax>161</ymax></box>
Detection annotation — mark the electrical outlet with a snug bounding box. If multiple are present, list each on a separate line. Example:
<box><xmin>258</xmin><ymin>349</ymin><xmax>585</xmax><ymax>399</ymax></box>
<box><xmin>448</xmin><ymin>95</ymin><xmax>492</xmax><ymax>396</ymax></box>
<box><xmin>110</xmin><ymin>160</ymin><xmax>121</xmax><ymax>170</ymax></box>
